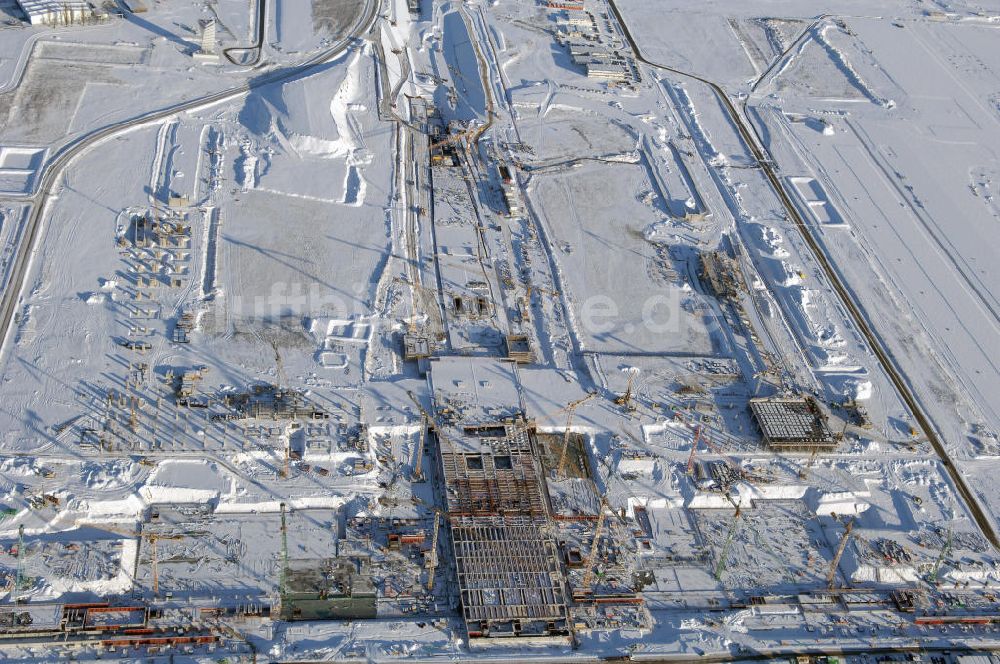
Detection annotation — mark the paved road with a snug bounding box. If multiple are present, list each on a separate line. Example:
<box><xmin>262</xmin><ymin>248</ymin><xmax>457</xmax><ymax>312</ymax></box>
<box><xmin>223</xmin><ymin>0</ymin><xmax>267</xmax><ymax>65</ymax></box>
<box><xmin>0</xmin><ymin>0</ymin><xmax>379</xmax><ymax>362</ymax></box>
<box><xmin>605</xmin><ymin>0</ymin><xmax>1000</xmax><ymax>550</ymax></box>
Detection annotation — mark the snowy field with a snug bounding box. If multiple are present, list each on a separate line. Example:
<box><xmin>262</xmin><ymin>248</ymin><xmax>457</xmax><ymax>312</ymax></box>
<box><xmin>0</xmin><ymin>0</ymin><xmax>997</xmax><ymax>660</ymax></box>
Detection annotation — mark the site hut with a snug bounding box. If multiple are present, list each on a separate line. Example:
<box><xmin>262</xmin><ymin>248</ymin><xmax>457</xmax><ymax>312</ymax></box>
<box><xmin>583</xmin><ymin>58</ymin><xmax>629</xmax><ymax>84</ymax></box>
<box><xmin>567</xmin><ymin>40</ymin><xmax>600</xmax><ymax>62</ymax></box>
<box><xmin>560</xmin><ymin>9</ymin><xmax>595</xmax><ymax>29</ymax></box>
<box><xmin>496</xmin><ymin>164</ymin><xmax>522</xmax><ymax>216</ymax></box>
<box><xmin>15</xmin><ymin>0</ymin><xmax>97</xmax><ymax>25</ymax></box>
<box><xmin>749</xmin><ymin>397</ymin><xmax>836</xmax><ymax>452</ymax></box>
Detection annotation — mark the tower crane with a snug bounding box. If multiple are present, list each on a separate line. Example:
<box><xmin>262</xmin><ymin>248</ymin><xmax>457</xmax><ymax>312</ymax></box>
<box><xmin>827</xmin><ymin>515</ymin><xmax>856</xmax><ymax>589</ymax></box>
<box><xmin>406</xmin><ymin>390</ymin><xmax>457</xmax><ymax>456</ymax></box>
<box><xmin>13</xmin><ymin>525</ymin><xmax>25</xmax><ymax>602</ymax></box>
<box><xmin>714</xmin><ymin>492</ymin><xmax>743</xmax><ymax>580</ymax></box>
<box><xmin>580</xmin><ymin>496</ymin><xmax>610</xmax><ymax>592</ymax></box>
<box><xmin>267</xmin><ymin>339</ymin><xmax>295</xmax><ymax>478</ymax></box>
<box><xmin>581</xmin><ymin>451</ymin><xmax>629</xmax><ymax>593</ymax></box>
<box><xmin>411</xmin><ymin>426</ymin><xmax>426</xmax><ymax>483</ymax></box>
<box><xmin>685</xmin><ymin>425</ymin><xmax>704</xmax><ymax>475</ymax></box>
<box><xmin>146</xmin><ymin>531</ymin><xmax>183</xmax><ymax>597</ymax></box>
<box><xmin>929</xmin><ymin>528</ymin><xmax>952</xmax><ymax>585</ymax></box>
<box><xmin>269</xmin><ymin>339</ymin><xmax>288</xmax><ymax>394</ymax></box>
<box><xmin>426</xmin><ymin>508</ymin><xmax>442</xmax><ymax>591</ymax></box>
<box><xmin>556</xmin><ymin>393</ymin><xmax>596</xmax><ymax>477</ymax></box>
<box><xmin>279</xmin><ymin>503</ymin><xmax>290</xmax><ymax>609</ymax></box>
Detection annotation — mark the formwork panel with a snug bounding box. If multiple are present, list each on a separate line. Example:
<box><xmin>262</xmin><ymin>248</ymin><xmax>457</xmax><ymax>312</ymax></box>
<box><xmin>450</xmin><ymin>516</ymin><xmax>569</xmax><ymax>640</ymax></box>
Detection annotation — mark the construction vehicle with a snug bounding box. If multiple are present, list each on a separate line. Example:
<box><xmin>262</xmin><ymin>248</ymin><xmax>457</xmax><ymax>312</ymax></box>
<box><xmin>827</xmin><ymin>515</ymin><xmax>856</xmax><ymax>589</ymax></box>
<box><xmin>556</xmin><ymin>393</ymin><xmax>596</xmax><ymax>477</ymax></box>
<box><xmin>614</xmin><ymin>371</ymin><xmax>637</xmax><ymax>411</ymax></box>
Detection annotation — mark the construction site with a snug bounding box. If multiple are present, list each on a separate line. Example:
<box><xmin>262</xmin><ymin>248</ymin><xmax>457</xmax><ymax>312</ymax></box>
<box><xmin>0</xmin><ymin>0</ymin><xmax>998</xmax><ymax>661</ymax></box>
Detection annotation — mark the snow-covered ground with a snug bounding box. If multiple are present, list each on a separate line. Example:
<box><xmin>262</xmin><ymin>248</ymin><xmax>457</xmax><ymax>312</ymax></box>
<box><xmin>0</xmin><ymin>0</ymin><xmax>998</xmax><ymax>660</ymax></box>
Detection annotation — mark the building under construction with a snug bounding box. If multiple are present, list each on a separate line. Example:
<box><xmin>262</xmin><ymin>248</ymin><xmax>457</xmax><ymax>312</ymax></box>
<box><xmin>430</xmin><ymin>358</ymin><xmax>571</xmax><ymax>645</ymax></box>
<box><xmin>700</xmin><ymin>250</ymin><xmax>745</xmax><ymax>300</ymax></box>
<box><xmin>282</xmin><ymin>559</ymin><xmax>377</xmax><ymax>621</ymax></box>
<box><xmin>225</xmin><ymin>386</ymin><xmax>329</xmax><ymax>421</ymax></box>
<box><xmin>750</xmin><ymin>397</ymin><xmax>835</xmax><ymax>452</ymax></box>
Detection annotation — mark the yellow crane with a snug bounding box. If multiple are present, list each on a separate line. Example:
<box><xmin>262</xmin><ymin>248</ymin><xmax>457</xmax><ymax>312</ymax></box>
<box><xmin>428</xmin><ymin>124</ymin><xmax>480</xmax><ymax>163</ymax></box>
<box><xmin>147</xmin><ymin>531</ymin><xmax>183</xmax><ymax>597</ymax></box>
<box><xmin>280</xmin><ymin>503</ymin><xmax>290</xmax><ymax>605</ymax></box>
<box><xmin>615</xmin><ymin>371</ymin><xmax>638</xmax><ymax>411</ymax></box>
<box><xmin>581</xmin><ymin>444</ymin><xmax>634</xmax><ymax>593</ymax></box>
<box><xmin>714</xmin><ymin>492</ymin><xmax>743</xmax><ymax>580</ymax></box>
<box><xmin>406</xmin><ymin>390</ymin><xmax>457</xmax><ymax>456</ymax></box>
<box><xmin>426</xmin><ymin>509</ymin><xmax>442</xmax><ymax>591</ymax></box>
<box><xmin>411</xmin><ymin>426</ymin><xmax>426</xmax><ymax>483</ymax></box>
<box><xmin>556</xmin><ymin>393</ymin><xmax>596</xmax><ymax>477</ymax></box>
<box><xmin>581</xmin><ymin>496</ymin><xmax>610</xmax><ymax>591</ymax></box>
<box><xmin>827</xmin><ymin>516</ymin><xmax>855</xmax><ymax>590</ymax></box>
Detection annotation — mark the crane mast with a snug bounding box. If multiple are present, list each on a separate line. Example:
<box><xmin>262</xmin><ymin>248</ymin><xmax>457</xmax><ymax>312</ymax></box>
<box><xmin>556</xmin><ymin>393</ymin><xmax>596</xmax><ymax>477</ymax></box>
<box><xmin>827</xmin><ymin>517</ymin><xmax>856</xmax><ymax>589</ymax></box>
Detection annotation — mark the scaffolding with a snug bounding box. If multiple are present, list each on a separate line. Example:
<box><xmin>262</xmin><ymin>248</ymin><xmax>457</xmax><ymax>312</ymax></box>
<box><xmin>749</xmin><ymin>397</ymin><xmax>835</xmax><ymax>452</ymax></box>
<box><xmin>451</xmin><ymin>515</ymin><xmax>569</xmax><ymax>642</ymax></box>
<box><xmin>437</xmin><ymin>423</ymin><xmax>570</xmax><ymax>643</ymax></box>
<box><xmin>440</xmin><ymin>424</ymin><xmax>547</xmax><ymax>517</ymax></box>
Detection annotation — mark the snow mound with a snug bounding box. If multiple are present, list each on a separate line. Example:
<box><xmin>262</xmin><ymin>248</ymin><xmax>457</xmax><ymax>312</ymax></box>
<box><xmin>144</xmin><ymin>460</ymin><xmax>229</xmax><ymax>504</ymax></box>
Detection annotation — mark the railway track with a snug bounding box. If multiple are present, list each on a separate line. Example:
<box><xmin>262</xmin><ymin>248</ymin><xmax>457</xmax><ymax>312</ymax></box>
<box><xmin>605</xmin><ymin>0</ymin><xmax>1000</xmax><ymax>550</ymax></box>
